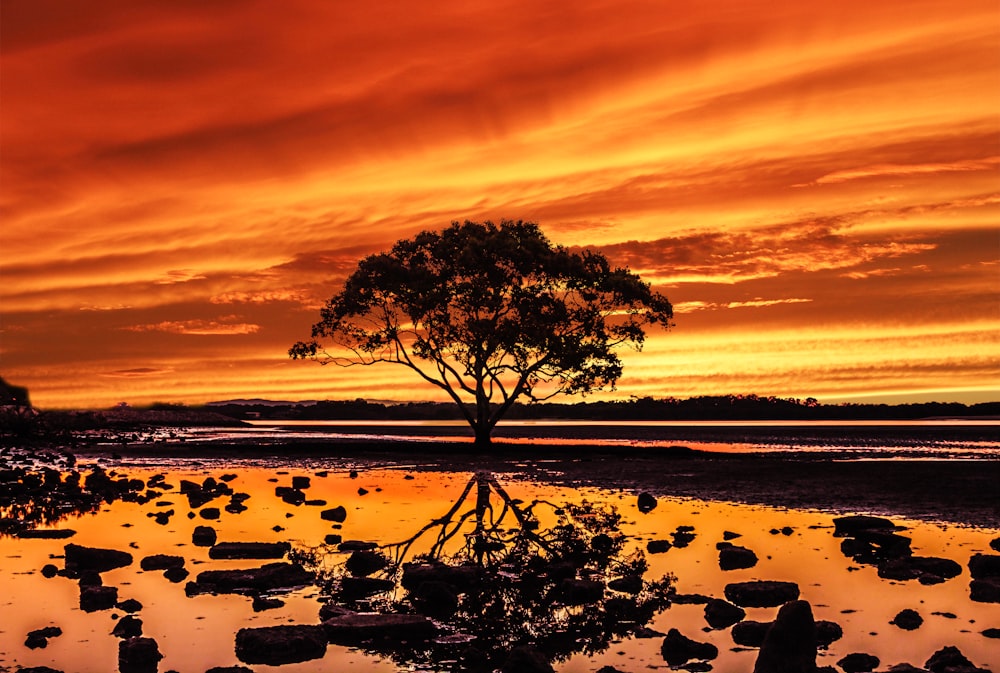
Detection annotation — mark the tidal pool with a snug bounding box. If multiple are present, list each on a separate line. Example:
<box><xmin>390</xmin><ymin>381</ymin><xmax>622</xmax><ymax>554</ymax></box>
<box><xmin>1</xmin><ymin>461</ymin><xmax>997</xmax><ymax>672</ymax></box>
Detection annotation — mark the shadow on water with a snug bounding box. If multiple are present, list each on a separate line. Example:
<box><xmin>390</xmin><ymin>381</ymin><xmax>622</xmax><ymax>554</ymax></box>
<box><xmin>289</xmin><ymin>471</ymin><xmax>674</xmax><ymax>672</ymax></box>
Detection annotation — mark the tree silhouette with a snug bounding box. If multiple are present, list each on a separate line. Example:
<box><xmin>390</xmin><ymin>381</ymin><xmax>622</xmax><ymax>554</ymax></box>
<box><xmin>293</xmin><ymin>472</ymin><xmax>674</xmax><ymax>672</ymax></box>
<box><xmin>290</xmin><ymin>220</ymin><xmax>673</xmax><ymax>446</ymax></box>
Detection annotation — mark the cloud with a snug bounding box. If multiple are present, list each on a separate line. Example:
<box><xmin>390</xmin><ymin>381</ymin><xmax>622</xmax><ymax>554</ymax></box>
<box><xmin>808</xmin><ymin>157</ymin><xmax>1000</xmax><ymax>185</ymax></box>
<box><xmin>101</xmin><ymin>367</ymin><xmax>174</xmax><ymax>379</ymax></box>
<box><xmin>675</xmin><ymin>298</ymin><xmax>813</xmax><ymax>312</ymax></box>
<box><xmin>123</xmin><ymin>317</ymin><xmax>260</xmax><ymax>336</ymax></box>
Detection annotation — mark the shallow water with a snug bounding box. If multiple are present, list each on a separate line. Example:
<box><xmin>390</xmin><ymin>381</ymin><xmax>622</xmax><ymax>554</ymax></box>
<box><xmin>2</xmin><ymin>461</ymin><xmax>998</xmax><ymax>672</ymax></box>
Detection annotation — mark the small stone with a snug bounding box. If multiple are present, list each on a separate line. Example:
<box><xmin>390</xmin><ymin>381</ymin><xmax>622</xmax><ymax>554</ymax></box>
<box><xmin>637</xmin><ymin>492</ymin><xmax>657</xmax><ymax>513</ymax></box>
<box><xmin>647</xmin><ymin>539</ymin><xmax>672</xmax><ymax>554</ymax></box>
<box><xmin>838</xmin><ymin>652</ymin><xmax>880</xmax><ymax>673</ymax></box>
<box><xmin>891</xmin><ymin>609</ymin><xmax>923</xmax><ymax>630</ymax></box>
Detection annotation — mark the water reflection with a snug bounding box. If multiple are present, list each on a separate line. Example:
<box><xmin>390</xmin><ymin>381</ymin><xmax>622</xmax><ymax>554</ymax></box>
<box><xmin>0</xmin><ymin>459</ymin><xmax>997</xmax><ymax>672</ymax></box>
<box><xmin>291</xmin><ymin>471</ymin><xmax>673</xmax><ymax>671</ymax></box>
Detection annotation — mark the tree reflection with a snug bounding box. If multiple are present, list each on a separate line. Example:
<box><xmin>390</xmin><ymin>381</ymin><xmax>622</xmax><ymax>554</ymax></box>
<box><xmin>295</xmin><ymin>471</ymin><xmax>673</xmax><ymax>672</ymax></box>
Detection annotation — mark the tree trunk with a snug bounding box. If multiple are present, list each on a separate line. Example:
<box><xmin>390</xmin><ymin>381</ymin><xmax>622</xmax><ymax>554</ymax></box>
<box><xmin>473</xmin><ymin>424</ymin><xmax>492</xmax><ymax>448</ymax></box>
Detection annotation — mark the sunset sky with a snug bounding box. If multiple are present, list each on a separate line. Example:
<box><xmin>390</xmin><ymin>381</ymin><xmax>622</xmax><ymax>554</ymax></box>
<box><xmin>2</xmin><ymin>0</ymin><xmax>998</xmax><ymax>410</ymax></box>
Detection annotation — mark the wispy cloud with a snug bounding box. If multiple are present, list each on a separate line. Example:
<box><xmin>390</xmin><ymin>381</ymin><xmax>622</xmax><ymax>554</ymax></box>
<box><xmin>123</xmin><ymin>317</ymin><xmax>260</xmax><ymax>336</ymax></box>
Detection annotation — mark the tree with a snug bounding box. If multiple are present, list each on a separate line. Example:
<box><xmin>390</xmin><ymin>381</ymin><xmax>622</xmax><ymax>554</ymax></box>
<box><xmin>289</xmin><ymin>220</ymin><xmax>672</xmax><ymax>446</ymax></box>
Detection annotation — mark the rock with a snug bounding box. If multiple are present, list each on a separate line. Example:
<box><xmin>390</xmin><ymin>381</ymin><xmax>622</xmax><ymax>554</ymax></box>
<box><xmin>732</xmin><ymin>620</ymin><xmax>771</xmax><ymax>647</ymax></box>
<box><xmin>276</xmin><ymin>486</ymin><xmax>305</xmax><ymax>505</ymax></box>
<box><xmin>77</xmin><ymin>570</ymin><xmax>102</xmax><ymax>587</ymax></box>
<box><xmin>252</xmin><ymin>595</ymin><xmax>285</xmax><ymax>611</ymax></box>
<box><xmin>357</xmin><ymin>487</ymin><xmax>369</xmax><ymax>495</ymax></box>
<box><xmin>17</xmin><ymin>667</ymin><xmax>64</xmax><ymax>673</ymax></box>
<box><xmin>983</xmin><ymin>627</ymin><xmax>1000</xmax><ymax>638</ymax></box>
<box><xmin>206</xmin><ymin>667</ymin><xmax>253</xmax><ymax>673</ymax></box>
<box><xmin>990</xmin><ymin>537</ymin><xmax>1000</xmax><ymax>553</ymax></box>
<box><xmin>401</xmin><ymin>562</ymin><xmax>480</xmax><ymax>592</ymax></box>
<box><xmin>672</xmin><ymin>526</ymin><xmax>696</xmax><ymax>547</ymax></box>
<box><xmin>724</xmin><ymin>580</ymin><xmax>800</xmax><ymax>607</ymax></box>
<box><xmin>323</xmin><ymin>612</ymin><xmax>437</xmax><ymax>643</ymax></box>
<box><xmin>199</xmin><ymin>507</ymin><xmax>221</xmax><ymax>520</ymax></box>
<box><xmin>340</xmin><ymin>576</ymin><xmax>396</xmax><ymax>598</ymax></box>
<box><xmin>324</xmin><ymin>533</ymin><xmax>342</xmax><ymax>545</ymax></box>
<box><xmin>291</xmin><ymin>475</ymin><xmax>311</xmax><ymax>489</ymax></box>
<box><xmin>924</xmin><ymin>646</ymin><xmax>980</xmax><ymax>672</ymax></box>
<box><xmin>117</xmin><ymin>598</ymin><xmax>143</xmax><ymax>613</ymax></box>
<box><xmin>637</xmin><ymin>492</ymin><xmax>657</xmax><ymax>513</ymax></box>
<box><xmin>608</xmin><ymin>575</ymin><xmax>644</xmax><ymax>594</ymax></box>
<box><xmin>878</xmin><ymin>556</ymin><xmax>962</xmax><ymax>584</ymax></box>
<box><xmin>18</xmin><ymin>528</ymin><xmax>76</xmax><ymax>539</ymax></box>
<box><xmin>970</xmin><ymin>578</ymin><xmax>1000</xmax><ymax>603</ymax></box>
<box><xmin>412</xmin><ymin>580</ymin><xmax>460</xmax><ymax>616</ymax></box>
<box><xmin>704</xmin><ymin>598</ymin><xmax>745</xmax><ymax>629</ymax></box>
<box><xmin>235</xmin><ymin>624</ymin><xmax>327</xmax><ymax>665</ymax></box>
<box><xmin>346</xmin><ymin>550</ymin><xmax>389</xmax><ymax>577</ymax></box>
<box><xmin>838</xmin><ymin>652</ymin><xmax>880</xmax><ymax>672</ymax></box>
<box><xmin>186</xmin><ymin>562</ymin><xmax>314</xmax><ymax>595</ymax></box>
<box><xmin>112</xmin><ymin>615</ymin><xmax>143</xmax><ymax>638</ymax></box>
<box><xmin>80</xmin><ymin>584</ymin><xmax>118</xmax><ymax>612</ymax></box>
<box><xmin>816</xmin><ymin>620</ymin><xmax>843</xmax><ymax>648</ymax></box>
<box><xmin>883</xmin><ymin>665</ymin><xmax>928</xmax><ymax>673</ymax></box>
<box><xmin>661</xmin><ymin>628</ymin><xmax>718</xmax><ymax>665</ymax></box>
<box><xmin>41</xmin><ymin>563</ymin><xmax>59</xmax><ymax>578</ymax></box>
<box><xmin>719</xmin><ymin>545</ymin><xmax>759</xmax><ymax>570</ymax></box>
<box><xmin>968</xmin><ymin>553</ymin><xmax>1000</xmax><ymax>579</ymax></box>
<box><xmin>25</xmin><ymin>626</ymin><xmax>62</xmax><ymax>649</ymax></box>
<box><xmin>338</xmin><ymin>539</ymin><xmax>378</xmax><ymax>551</ymax></box>
<box><xmin>208</xmin><ymin>541</ymin><xmax>290</xmax><ymax>560</ymax></box>
<box><xmin>64</xmin><ymin>543</ymin><xmax>132</xmax><ymax>573</ymax></box>
<box><xmin>833</xmin><ymin>515</ymin><xmax>897</xmax><ymax>536</ymax></box>
<box><xmin>723</xmin><ymin>530</ymin><xmax>742</xmax><ymax>540</ymax></box>
<box><xmin>192</xmin><ymin>525</ymin><xmax>216</xmax><ymax>546</ymax></box>
<box><xmin>841</xmin><ymin>531</ymin><xmax>913</xmax><ymax>563</ymax></box>
<box><xmin>140</xmin><ymin>554</ymin><xmax>185</xmax><ymax>571</ymax></box>
<box><xmin>502</xmin><ymin>646</ymin><xmax>554</xmax><ymax>673</ymax></box>
<box><xmin>647</xmin><ymin>539</ymin><xmax>672</xmax><ymax>554</ymax></box>
<box><xmin>163</xmin><ymin>566</ymin><xmax>189</xmax><ymax>583</ymax></box>
<box><xmin>891</xmin><ymin>608</ymin><xmax>923</xmax><ymax>630</ymax></box>
<box><xmin>118</xmin><ymin>637</ymin><xmax>163</xmax><ymax>673</ymax></box>
<box><xmin>753</xmin><ymin>600</ymin><xmax>816</xmax><ymax>673</ymax></box>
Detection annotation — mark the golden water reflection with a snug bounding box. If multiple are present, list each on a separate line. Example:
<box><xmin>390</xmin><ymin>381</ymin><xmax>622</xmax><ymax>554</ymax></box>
<box><xmin>1</xmin><ymin>464</ymin><xmax>997</xmax><ymax>671</ymax></box>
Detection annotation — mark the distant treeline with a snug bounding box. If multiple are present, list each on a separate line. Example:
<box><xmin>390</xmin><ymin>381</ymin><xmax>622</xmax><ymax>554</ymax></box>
<box><xmin>197</xmin><ymin>395</ymin><xmax>1000</xmax><ymax>422</ymax></box>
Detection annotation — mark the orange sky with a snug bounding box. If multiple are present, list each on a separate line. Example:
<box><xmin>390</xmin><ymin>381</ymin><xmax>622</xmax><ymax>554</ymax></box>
<box><xmin>2</xmin><ymin>0</ymin><xmax>998</xmax><ymax>409</ymax></box>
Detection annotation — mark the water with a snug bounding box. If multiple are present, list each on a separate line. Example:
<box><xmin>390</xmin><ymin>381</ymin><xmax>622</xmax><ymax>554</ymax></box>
<box><xmin>2</xmin><ymin>460</ymin><xmax>998</xmax><ymax>672</ymax></box>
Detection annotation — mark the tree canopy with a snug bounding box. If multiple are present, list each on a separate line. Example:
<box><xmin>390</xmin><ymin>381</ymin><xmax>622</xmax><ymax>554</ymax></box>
<box><xmin>289</xmin><ymin>220</ymin><xmax>672</xmax><ymax>445</ymax></box>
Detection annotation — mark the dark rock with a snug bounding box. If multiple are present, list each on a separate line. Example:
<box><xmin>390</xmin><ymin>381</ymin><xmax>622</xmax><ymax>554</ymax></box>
<box><xmin>209</xmin><ymin>541</ymin><xmax>290</xmax><ymax>560</ymax></box>
<box><xmin>647</xmin><ymin>539</ymin><xmax>672</xmax><ymax>554</ymax></box>
<box><xmin>324</xmin><ymin>533</ymin><xmax>342</xmax><ymax>545</ymax></box>
<box><xmin>970</xmin><ymin>578</ymin><xmax>1000</xmax><ymax>603</ymax></box>
<box><xmin>18</xmin><ymin>529</ymin><xmax>76</xmax><ymax>539</ymax></box>
<box><xmin>704</xmin><ymin>598</ymin><xmax>745</xmax><ymax>629</ymax></box>
<box><xmin>77</xmin><ymin>570</ymin><xmax>102</xmax><ymax>587</ymax></box>
<box><xmin>117</xmin><ymin>598</ymin><xmax>143</xmax><ymax>613</ymax></box>
<box><xmin>672</xmin><ymin>527</ymin><xmax>696</xmax><ymax>547</ymax></box>
<box><xmin>878</xmin><ymin>556</ymin><xmax>962</xmax><ymax>584</ymax></box>
<box><xmin>118</xmin><ymin>637</ymin><xmax>163</xmax><ymax>673</ymax></box>
<box><xmin>64</xmin><ymin>543</ymin><xmax>132</xmax><ymax>573</ymax></box>
<box><xmin>207</xmin><ymin>667</ymin><xmax>253</xmax><ymax>673</ymax></box>
<box><xmin>968</xmin><ymin>553</ymin><xmax>1000</xmax><ymax>579</ymax></box>
<box><xmin>833</xmin><ymin>515</ymin><xmax>897</xmax><ymax>536</ymax></box>
<box><xmin>753</xmin><ymin>600</ymin><xmax>816</xmax><ymax>673</ymax></box>
<box><xmin>41</xmin><ymin>563</ymin><xmax>59</xmax><ymax>578</ymax></box>
<box><xmin>883</xmin><ymin>665</ymin><xmax>928</xmax><ymax>673</ymax></box>
<box><xmin>199</xmin><ymin>507</ymin><xmax>221</xmax><ymax>520</ymax></box>
<box><xmin>608</xmin><ymin>575</ymin><xmax>644</xmax><ymax>594</ymax></box>
<box><xmin>163</xmin><ymin>566</ymin><xmax>189</xmax><ymax>583</ymax></box>
<box><xmin>345</xmin><ymin>550</ymin><xmax>389</xmax><ymax>577</ymax></box>
<box><xmin>323</xmin><ymin>612</ymin><xmax>437</xmax><ymax>643</ymax></box>
<box><xmin>502</xmin><ymin>646</ymin><xmax>553</xmax><ymax>673</ymax></box>
<box><xmin>838</xmin><ymin>652</ymin><xmax>880</xmax><ymax>672</ymax></box>
<box><xmin>192</xmin><ymin>525</ymin><xmax>216</xmax><ymax>546</ymax></box>
<box><xmin>80</xmin><ymin>584</ymin><xmax>117</xmax><ymax>612</ymax></box>
<box><xmin>559</xmin><ymin>578</ymin><xmax>604</xmax><ymax>605</ymax></box>
<box><xmin>112</xmin><ymin>615</ymin><xmax>143</xmax><ymax>638</ymax></box>
<box><xmin>924</xmin><ymin>646</ymin><xmax>977</xmax><ymax>672</ymax></box>
<box><xmin>841</xmin><ymin>531</ymin><xmax>913</xmax><ymax>562</ymax></box>
<box><xmin>732</xmin><ymin>620</ymin><xmax>771</xmax><ymax>647</ymax></box>
<box><xmin>357</xmin><ymin>487</ymin><xmax>369</xmax><ymax>495</ymax></box>
<box><xmin>661</xmin><ymin>628</ymin><xmax>718</xmax><ymax>665</ymax></box>
<box><xmin>186</xmin><ymin>562</ymin><xmax>314</xmax><ymax>595</ymax></box>
<box><xmin>17</xmin><ymin>667</ymin><xmax>64</xmax><ymax>673</ymax></box>
<box><xmin>338</xmin><ymin>539</ymin><xmax>377</xmax><ymax>551</ymax></box>
<box><xmin>235</xmin><ymin>624</ymin><xmax>327</xmax><ymax>665</ymax></box>
<box><xmin>990</xmin><ymin>537</ymin><xmax>1000</xmax><ymax>553</ymax></box>
<box><xmin>140</xmin><ymin>554</ymin><xmax>185</xmax><ymax>571</ymax></box>
<box><xmin>340</xmin><ymin>576</ymin><xmax>396</xmax><ymax>598</ymax></box>
<box><xmin>637</xmin><ymin>492</ymin><xmax>657</xmax><ymax>513</ymax></box>
<box><xmin>723</xmin><ymin>530</ymin><xmax>742</xmax><ymax>540</ymax></box>
<box><xmin>401</xmin><ymin>562</ymin><xmax>480</xmax><ymax>592</ymax></box>
<box><xmin>252</xmin><ymin>595</ymin><xmax>285</xmax><ymax>612</ymax></box>
<box><xmin>983</xmin><ymin>627</ymin><xmax>1000</xmax><ymax>638</ymax></box>
<box><xmin>413</xmin><ymin>580</ymin><xmax>460</xmax><ymax>616</ymax></box>
<box><xmin>276</xmin><ymin>486</ymin><xmax>305</xmax><ymax>505</ymax></box>
<box><xmin>291</xmin><ymin>475</ymin><xmax>311</xmax><ymax>489</ymax></box>
<box><xmin>25</xmin><ymin>626</ymin><xmax>62</xmax><ymax>649</ymax></box>
<box><xmin>816</xmin><ymin>620</ymin><xmax>843</xmax><ymax>648</ymax></box>
<box><xmin>719</xmin><ymin>545</ymin><xmax>758</xmax><ymax>570</ymax></box>
<box><xmin>672</xmin><ymin>593</ymin><xmax>712</xmax><ymax>604</ymax></box>
<box><xmin>891</xmin><ymin>609</ymin><xmax>923</xmax><ymax>630</ymax></box>
<box><xmin>724</xmin><ymin>580</ymin><xmax>800</xmax><ymax>607</ymax></box>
